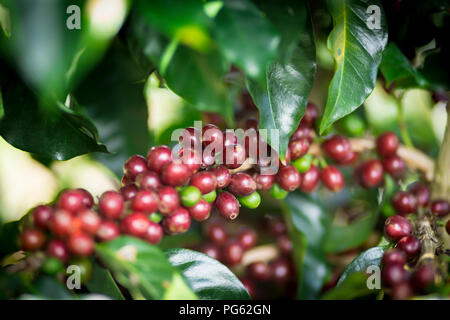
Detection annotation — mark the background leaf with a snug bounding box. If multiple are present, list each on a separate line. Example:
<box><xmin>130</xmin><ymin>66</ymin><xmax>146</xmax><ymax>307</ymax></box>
<box><xmin>320</xmin><ymin>0</ymin><xmax>388</xmax><ymax>133</ymax></box>
<box><xmin>166</xmin><ymin>248</ymin><xmax>250</xmax><ymax>300</ymax></box>
<box><xmin>322</xmin><ymin>272</ymin><xmax>377</xmax><ymax>299</ymax></box>
<box><xmin>85</xmin><ymin>262</ymin><xmax>125</xmax><ymax>300</ymax></box>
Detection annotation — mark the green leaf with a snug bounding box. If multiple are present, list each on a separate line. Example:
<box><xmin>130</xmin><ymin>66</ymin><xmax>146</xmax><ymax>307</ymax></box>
<box><xmin>320</xmin><ymin>0</ymin><xmax>388</xmax><ymax>134</ymax></box>
<box><xmin>0</xmin><ymin>220</ymin><xmax>20</xmax><ymax>258</ymax></box>
<box><xmin>380</xmin><ymin>43</ymin><xmax>428</xmax><ymax>89</ymax></box>
<box><xmin>247</xmin><ymin>0</ymin><xmax>316</xmax><ymax>161</ymax></box>
<box><xmin>337</xmin><ymin>246</ymin><xmax>384</xmax><ymax>286</ymax></box>
<box><xmin>0</xmin><ymin>63</ymin><xmax>107</xmax><ymax>160</ymax></box>
<box><xmin>85</xmin><ymin>262</ymin><xmax>125</xmax><ymax>300</ymax></box>
<box><xmin>322</xmin><ymin>272</ymin><xmax>377</xmax><ymax>300</ymax></box>
<box><xmin>95</xmin><ymin>236</ymin><xmax>197</xmax><ymax>300</ymax></box>
<box><xmin>213</xmin><ymin>0</ymin><xmax>279</xmax><ymax>81</ymax></box>
<box><xmin>166</xmin><ymin>248</ymin><xmax>250</xmax><ymax>300</ymax></box>
<box><xmin>29</xmin><ymin>276</ymin><xmax>74</xmax><ymax>300</ymax></box>
<box><xmin>75</xmin><ymin>40</ymin><xmax>150</xmax><ymax>176</ymax></box>
<box><xmin>284</xmin><ymin>193</ymin><xmax>329</xmax><ymax>299</ymax></box>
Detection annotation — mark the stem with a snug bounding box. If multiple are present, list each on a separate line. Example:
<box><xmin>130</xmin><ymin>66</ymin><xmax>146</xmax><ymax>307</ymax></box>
<box><xmin>394</xmin><ymin>92</ymin><xmax>414</xmax><ymax>148</ymax></box>
<box><xmin>432</xmin><ymin>110</ymin><xmax>450</xmax><ymax>199</ymax></box>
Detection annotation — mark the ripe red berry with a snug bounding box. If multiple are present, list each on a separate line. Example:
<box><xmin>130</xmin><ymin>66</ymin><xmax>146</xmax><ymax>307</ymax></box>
<box><xmin>290</xmin><ymin>124</ymin><xmax>311</xmax><ymax>142</ymax></box>
<box><xmin>228</xmin><ymin>173</ymin><xmax>257</xmax><ymax>196</ymax></box>
<box><xmin>209</xmin><ymin>165</ymin><xmax>231</xmax><ymax>188</ymax></box>
<box><xmin>336</xmin><ymin>151</ymin><xmax>359</xmax><ymax>165</ymax></box>
<box><xmin>381</xmin><ymin>263</ymin><xmax>408</xmax><ymax>287</ymax></box>
<box><xmin>124</xmin><ymin>155</ymin><xmax>148</xmax><ymax>180</ymax></box>
<box><xmin>50</xmin><ymin>209</ymin><xmax>74</xmax><ymax>237</ymax></box>
<box><xmin>392</xmin><ymin>191</ymin><xmax>417</xmax><ymax>215</ymax></box>
<box><xmin>382</xmin><ymin>155</ymin><xmax>404</xmax><ymax>179</ymax></box>
<box><xmin>143</xmin><ymin>222</ymin><xmax>163</xmax><ymax>244</ymax></box>
<box><xmin>411</xmin><ymin>264</ymin><xmax>434</xmax><ymax>291</ymax></box>
<box><xmin>99</xmin><ymin>191</ymin><xmax>124</xmax><ymax>219</ymax></box>
<box><xmin>396</xmin><ymin>236</ymin><xmax>421</xmax><ymax>259</ymax></box>
<box><xmin>268</xmin><ymin>218</ymin><xmax>286</xmax><ymax>236</ymax></box>
<box><xmin>200</xmin><ymin>244</ymin><xmax>222</xmax><ymax>261</ymax></box>
<box><xmin>190</xmin><ymin>171</ymin><xmax>217</xmax><ymax>194</ymax></box>
<box><xmin>246</xmin><ymin>262</ymin><xmax>271</xmax><ymax>281</ymax></box>
<box><xmin>32</xmin><ymin>205</ymin><xmax>53</xmax><ymax>229</ymax></box>
<box><xmin>163</xmin><ymin>208</ymin><xmax>191</xmax><ymax>234</ymax></box>
<box><xmin>382</xmin><ymin>249</ymin><xmax>406</xmax><ymax>266</ymax></box>
<box><xmin>20</xmin><ymin>228</ymin><xmax>46</xmax><ymax>251</ymax></box>
<box><xmin>360</xmin><ymin>159</ymin><xmax>384</xmax><ymax>188</ymax></box>
<box><xmin>377</xmin><ymin>132</ymin><xmax>399</xmax><ymax>157</ymax></box>
<box><xmin>46</xmin><ymin>239</ymin><xmax>70</xmax><ymax>261</ymax></box>
<box><xmin>215</xmin><ymin>191</ymin><xmax>240</xmax><ymax>220</ymax></box>
<box><xmin>96</xmin><ymin>220</ymin><xmax>120</xmax><ymax>242</ymax></box>
<box><xmin>300</xmin><ymin>164</ymin><xmax>320</xmax><ymax>193</ymax></box>
<box><xmin>289</xmin><ymin>138</ymin><xmax>310</xmax><ymax>160</ymax></box>
<box><xmin>77</xmin><ymin>188</ymin><xmax>94</xmax><ymax>208</ymax></box>
<box><xmin>409</xmin><ymin>183</ymin><xmax>430</xmax><ymax>207</ymax></box>
<box><xmin>430</xmin><ymin>199</ymin><xmax>449</xmax><ymax>217</ymax></box>
<box><xmin>322</xmin><ymin>135</ymin><xmax>351</xmax><ymax>162</ymax></box>
<box><xmin>178</xmin><ymin>148</ymin><xmax>202</xmax><ymax>174</ymax></box>
<box><xmin>179</xmin><ymin>127</ymin><xmax>201</xmax><ymax>149</ymax></box>
<box><xmin>201</xmin><ymin>149</ymin><xmax>216</xmax><ymax>168</ymax></box>
<box><xmin>391</xmin><ymin>282</ymin><xmax>414</xmax><ymax>300</ymax></box>
<box><xmin>240</xmin><ymin>277</ymin><xmax>255</xmax><ymax>298</ymax></box>
<box><xmin>223</xmin><ymin>130</ymin><xmax>238</xmax><ymax>147</ymax></box>
<box><xmin>206</xmin><ymin>223</ymin><xmax>228</xmax><ymax>245</ymax></box>
<box><xmin>135</xmin><ymin>171</ymin><xmax>161</xmax><ymax>190</ymax></box>
<box><xmin>67</xmin><ymin>233</ymin><xmax>94</xmax><ymax>257</ymax></box>
<box><xmin>58</xmin><ymin>189</ymin><xmax>85</xmax><ymax>213</ymax></box>
<box><xmin>223</xmin><ymin>240</ymin><xmax>244</xmax><ymax>266</ymax></box>
<box><xmin>161</xmin><ymin>161</ymin><xmax>191</xmax><ymax>187</ymax></box>
<box><xmin>244</xmin><ymin>118</ymin><xmax>258</xmax><ymax>130</ymax></box>
<box><xmin>202</xmin><ymin>124</ymin><xmax>223</xmax><ymax>148</ymax></box>
<box><xmin>77</xmin><ymin>209</ymin><xmax>101</xmax><ymax>235</ymax></box>
<box><xmin>277</xmin><ymin>234</ymin><xmax>293</xmax><ymax>255</ymax></box>
<box><xmin>253</xmin><ymin>173</ymin><xmax>275</xmax><ymax>191</ymax></box>
<box><xmin>131</xmin><ymin>190</ymin><xmax>159</xmax><ymax>213</ymax></box>
<box><xmin>158</xmin><ymin>186</ymin><xmax>180</xmax><ymax>215</ymax></box>
<box><xmin>271</xmin><ymin>258</ymin><xmax>294</xmax><ymax>284</ymax></box>
<box><xmin>384</xmin><ymin>215</ymin><xmax>412</xmax><ymax>241</ymax></box>
<box><xmin>237</xmin><ymin>228</ymin><xmax>257</xmax><ymax>250</ymax></box>
<box><xmin>120</xmin><ymin>184</ymin><xmax>138</xmax><ymax>201</ymax></box>
<box><xmin>223</xmin><ymin>144</ymin><xmax>246</xmax><ymax>169</ymax></box>
<box><xmin>301</xmin><ymin>102</ymin><xmax>318</xmax><ymax>127</ymax></box>
<box><xmin>147</xmin><ymin>145</ymin><xmax>172</xmax><ymax>174</ymax></box>
<box><xmin>187</xmin><ymin>198</ymin><xmax>212</xmax><ymax>221</ymax></box>
<box><xmin>320</xmin><ymin>166</ymin><xmax>344</xmax><ymax>192</ymax></box>
<box><xmin>276</xmin><ymin>165</ymin><xmax>301</xmax><ymax>192</ymax></box>
<box><xmin>121</xmin><ymin>212</ymin><xmax>151</xmax><ymax>237</ymax></box>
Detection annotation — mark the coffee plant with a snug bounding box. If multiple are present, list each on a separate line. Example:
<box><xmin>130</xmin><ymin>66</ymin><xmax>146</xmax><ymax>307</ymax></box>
<box><xmin>0</xmin><ymin>0</ymin><xmax>448</xmax><ymax>301</ymax></box>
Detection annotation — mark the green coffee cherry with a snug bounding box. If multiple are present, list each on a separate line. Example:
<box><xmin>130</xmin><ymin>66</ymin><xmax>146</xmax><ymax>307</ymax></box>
<box><xmin>203</xmin><ymin>189</ymin><xmax>217</xmax><ymax>203</ymax></box>
<box><xmin>338</xmin><ymin>114</ymin><xmax>366</xmax><ymax>136</ymax></box>
<box><xmin>238</xmin><ymin>192</ymin><xmax>261</xmax><ymax>209</ymax></box>
<box><xmin>271</xmin><ymin>183</ymin><xmax>288</xmax><ymax>200</ymax></box>
<box><xmin>180</xmin><ymin>186</ymin><xmax>202</xmax><ymax>207</ymax></box>
<box><xmin>381</xmin><ymin>202</ymin><xmax>397</xmax><ymax>218</ymax></box>
<box><xmin>41</xmin><ymin>257</ymin><xmax>64</xmax><ymax>276</ymax></box>
<box><xmin>293</xmin><ymin>154</ymin><xmax>312</xmax><ymax>173</ymax></box>
<box><xmin>70</xmin><ymin>258</ymin><xmax>93</xmax><ymax>283</ymax></box>
<box><xmin>149</xmin><ymin>212</ymin><xmax>163</xmax><ymax>223</ymax></box>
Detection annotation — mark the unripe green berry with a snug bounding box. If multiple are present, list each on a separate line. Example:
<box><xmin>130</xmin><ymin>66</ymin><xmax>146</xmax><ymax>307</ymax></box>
<box><xmin>203</xmin><ymin>189</ymin><xmax>217</xmax><ymax>203</ymax></box>
<box><xmin>41</xmin><ymin>257</ymin><xmax>64</xmax><ymax>276</ymax></box>
<box><xmin>271</xmin><ymin>183</ymin><xmax>288</xmax><ymax>200</ymax></box>
<box><xmin>149</xmin><ymin>212</ymin><xmax>163</xmax><ymax>223</ymax></box>
<box><xmin>70</xmin><ymin>258</ymin><xmax>93</xmax><ymax>284</ymax></box>
<box><xmin>180</xmin><ymin>186</ymin><xmax>202</xmax><ymax>207</ymax></box>
<box><xmin>337</xmin><ymin>114</ymin><xmax>366</xmax><ymax>136</ymax></box>
<box><xmin>238</xmin><ymin>192</ymin><xmax>261</xmax><ymax>209</ymax></box>
<box><xmin>292</xmin><ymin>154</ymin><xmax>312</xmax><ymax>173</ymax></box>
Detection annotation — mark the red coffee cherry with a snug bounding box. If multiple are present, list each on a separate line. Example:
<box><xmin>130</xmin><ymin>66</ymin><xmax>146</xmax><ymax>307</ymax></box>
<box><xmin>300</xmin><ymin>164</ymin><xmax>320</xmax><ymax>193</ymax></box>
<box><xmin>237</xmin><ymin>228</ymin><xmax>257</xmax><ymax>250</ymax></box>
<box><xmin>381</xmin><ymin>263</ymin><xmax>408</xmax><ymax>287</ymax></box>
<box><xmin>376</xmin><ymin>132</ymin><xmax>399</xmax><ymax>157</ymax></box>
<box><xmin>147</xmin><ymin>145</ymin><xmax>172</xmax><ymax>174</ymax></box>
<box><xmin>131</xmin><ymin>190</ymin><xmax>159</xmax><ymax>214</ymax></box>
<box><xmin>430</xmin><ymin>199</ymin><xmax>450</xmax><ymax>217</ymax></box>
<box><xmin>223</xmin><ymin>144</ymin><xmax>246</xmax><ymax>169</ymax></box>
<box><xmin>228</xmin><ymin>173</ymin><xmax>257</xmax><ymax>196</ymax></box>
<box><xmin>209</xmin><ymin>165</ymin><xmax>231</xmax><ymax>188</ymax></box>
<box><xmin>392</xmin><ymin>191</ymin><xmax>417</xmax><ymax>215</ymax></box>
<box><xmin>322</xmin><ymin>135</ymin><xmax>351</xmax><ymax>162</ymax></box>
<box><xmin>336</xmin><ymin>151</ymin><xmax>359</xmax><ymax>166</ymax></box>
<box><xmin>163</xmin><ymin>207</ymin><xmax>191</xmax><ymax>235</ymax></box>
<box><xmin>290</xmin><ymin>124</ymin><xmax>311</xmax><ymax>142</ymax></box>
<box><xmin>360</xmin><ymin>159</ymin><xmax>384</xmax><ymax>188</ymax></box>
<box><xmin>223</xmin><ymin>130</ymin><xmax>238</xmax><ymax>147</ymax></box>
<box><xmin>409</xmin><ymin>183</ymin><xmax>430</xmax><ymax>207</ymax></box>
<box><xmin>77</xmin><ymin>209</ymin><xmax>101</xmax><ymax>235</ymax></box>
<box><xmin>223</xmin><ymin>240</ymin><xmax>244</xmax><ymax>266</ymax></box>
<box><xmin>67</xmin><ymin>233</ymin><xmax>94</xmax><ymax>257</ymax></box>
<box><xmin>301</xmin><ymin>102</ymin><xmax>318</xmax><ymax>127</ymax></box>
<box><xmin>206</xmin><ymin>223</ymin><xmax>228</xmax><ymax>245</ymax></box>
<box><xmin>215</xmin><ymin>191</ymin><xmax>240</xmax><ymax>220</ymax></box>
<box><xmin>200</xmin><ymin>244</ymin><xmax>222</xmax><ymax>261</ymax></box>
<box><xmin>120</xmin><ymin>184</ymin><xmax>138</xmax><ymax>201</ymax></box>
<box><xmin>384</xmin><ymin>215</ymin><xmax>412</xmax><ymax>241</ymax></box>
<box><xmin>202</xmin><ymin>149</ymin><xmax>216</xmax><ymax>168</ymax></box>
<box><xmin>77</xmin><ymin>188</ymin><xmax>94</xmax><ymax>208</ymax></box>
<box><xmin>20</xmin><ymin>228</ymin><xmax>46</xmax><ymax>251</ymax></box>
<box><xmin>32</xmin><ymin>205</ymin><xmax>53</xmax><ymax>229</ymax></box>
<box><xmin>179</xmin><ymin>127</ymin><xmax>201</xmax><ymax>149</ymax></box>
<box><xmin>247</xmin><ymin>262</ymin><xmax>271</xmax><ymax>282</ymax></box>
<box><xmin>50</xmin><ymin>209</ymin><xmax>74</xmax><ymax>237</ymax></box>
<box><xmin>96</xmin><ymin>220</ymin><xmax>120</xmax><ymax>242</ymax></box>
<box><xmin>158</xmin><ymin>186</ymin><xmax>180</xmax><ymax>215</ymax></box>
<box><xmin>253</xmin><ymin>173</ymin><xmax>276</xmax><ymax>191</ymax></box>
<box><xmin>202</xmin><ymin>124</ymin><xmax>223</xmax><ymax>148</ymax></box>
<box><xmin>190</xmin><ymin>171</ymin><xmax>217</xmax><ymax>194</ymax></box>
<box><xmin>161</xmin><ymin>161</ymin><xmax>191</xmax><ymax>187</ymax></box>
<box><xmin>382</xmin><ymin>155</ymin><xmax>404</xmax><ymax>179</ymax></box>
<box><xmin>124</xmin><ymin>155</ymin><xmax>148</xmax><ymax>180</ymax></box>
<box><xmin>268</xmin><ymin>218</ymin><xmax>286</xmax><ymax>236</ymax></box>
<box><xmin>277</xmin><ymin>234</ymin><xmax>293</xmax><ymax>255</ymax></box>
<box><xmin>135</xmin><ymin>171</ymin><xmax>161</xmax><ymax>190</ymax></box>
<box><xmin>396</xmin><ymin>236</ymin><xmax>421</xmax><ymax>259</ymax></box>
<box><xmin>240</xmin><ymin>277</ymin><xmax>255</xmax><ymax>298</ymax></box>
<box><xmin>99</xmin><ymin>191</ymin><xmax>124</xmax><ymax>219</ymax></box>
<box><xmin>188</xmin><ymin>198</ymin><xmax>212</xmax><ymax>221</ymax></box>
<box><xmin>391</xmin><ymin>282</ymin><xmax>414</xmax><ymax>300</ymax></box>
<box><xmin>244</xmin><ymin>118</ymin><xmax>258</xmax><ymax>130</ymax></box>
<box><xmin>271</xmin><ymin>258</ymin><xmax>294</xmax><ymax>285</ymax></box>
<box><xmin>289</xmin><ymin>138</ymin><xmax>310</xmax><ymax>160</ymax></box>
<box><xmin>58</xmin><ymin>189</ymin><xmax>85</xmax><ymax>213</ymax></box>
<box><xmin>382</xmin><ymin>249</ymin><xmax>406</xmax><ymax>266</ymax></box>
<box><xmin>320</xmin><ymin>166</ymin><xmax>344</xmax><ymax>192</ymax></box>
<box><xmin>46</xmin><ymin>239</ymin><xmax>70</xmax><ymax>262</ymax></box>
<box><xmin>121</xmin><ymin>212</ymin><xmax>151</xmax><ymax>238</ymax></box>
<box><xmin>178</xmin><ymin>148</ymin><xmax>202</xmax><ymax>175</ymax></box>
<box><xmin>276</xmin><ymin>165</ymin><xmax>301</xmax><ymax>192</ymax></box>
<box><xmin>144</xmin><ymin>222</ymin><xmax>163</xmax><ymax>244</ymax></box>
<box><xmin>411</xmin><ymin>264</ymin><xmax>434</xmax><ymax>291</ymax></box>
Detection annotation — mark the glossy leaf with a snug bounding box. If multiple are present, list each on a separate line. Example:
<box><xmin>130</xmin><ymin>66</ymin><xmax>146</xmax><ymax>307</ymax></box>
<box><xmin>247</xmin><ymin>0</ymin><xmax>316</xmax><ymax>161</ymax></box>
<box><xmin>322</xmin><ymin>272</ymin><xmax>377</xmax><ymax>300</ymax></box>
<box><xmin>213</xmin><ymin>0</ymin><xmax>279</xmax><ymax>81</ymax></box>
<box><xmin>337</xmin><ymin>246</ymin><xmax>384</xmax><ymax>286</ymax></box>
<box><xmin>284</xmin><ymin>193</ymin><xmax>329</xmax><ymax>299</ymax></box>
<box><xmin>166</xmin><ymin>248</ymin><xmax>250</xmax><ymax>300</ymax></box>
<box><xmin>85</xmin><ymin>262</ymin><xmax>125</xmax><ymax>300</ymax></box>
<box><xmin>95</xmin><ymin>236</ymin><xmax>197</xmax><ymax>300</ymax></box>
<box><xmin>320</xmin><ymin>0</ymin><xmax>388</xmax><ymax>134</ymax></box>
